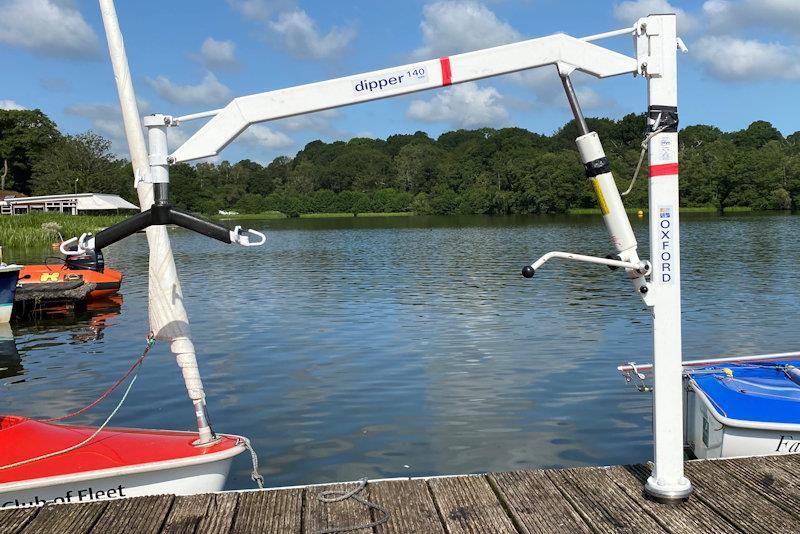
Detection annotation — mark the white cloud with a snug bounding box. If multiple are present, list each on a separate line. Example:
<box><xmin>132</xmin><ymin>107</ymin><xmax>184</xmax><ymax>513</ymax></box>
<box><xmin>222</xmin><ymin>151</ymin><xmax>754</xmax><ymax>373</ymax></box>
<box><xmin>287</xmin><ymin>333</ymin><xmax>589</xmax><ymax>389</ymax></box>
<box><xmin>226</xmin><ymin>0</ymin><xmax>296</xmax><ymax>21</ymax></box>
<box><xmin>199</xmin><ymin>38</ymin><xmax>239</xmax><ymax>71</ymax></box>
<box><xmin>613</xmin><ymin>0</ymin><xmax>699</xmax><ymax>33</ymax></box>
<box><xmin>693</xmin><ymin>36</ymin><xmax>800</xmax><ymax>80</ymax></box>
<box><xmin>268</xmin><ymin>9</ymin><xmax>355</xmax><ymax>60</ymax></box>
<box><xmin>0</xmin><ymin>0</ymin><xmax>101</xmax><ymax>60</ymax></box>
<box><xmin>0</xmin><ymin>100</ymin><xmax>26</xmax><ymax>110</ymax></box>
<box><xmin>239</xmin><ymin>125</ymin><xmax>293</xmax><ymax>150</ymax></box>
<box><xmin>407</xmin><ymin>83</ymin><xmax>510</xmax><ymax>128</ymax></box>
<box><xmin>702</xmin><ymin>0</ymin><xmax>800</xmax><ymax>35</ymax></box>
<box><xmin>511</xmin><ymin>68</ymin><xmax>611</xmax><ymax>111</ymax></box>
<box><xmin>413</xmin><ymin>0</ymin><xmax>521</xmax><ymax>59</ymax></box>
<box><xmin>146</xmin><ymin>73</ymin><xmax>233</xmax><ymax>107</ymax></box>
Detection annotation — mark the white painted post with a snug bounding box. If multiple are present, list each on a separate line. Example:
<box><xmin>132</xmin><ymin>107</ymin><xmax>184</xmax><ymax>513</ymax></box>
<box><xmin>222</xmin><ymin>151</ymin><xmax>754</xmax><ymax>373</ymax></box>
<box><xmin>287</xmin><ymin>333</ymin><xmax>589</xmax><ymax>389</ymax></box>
<box><xmin>641</xmin><ymin>14</ymin><xmax>693</xmax><ymax>501</ymax></box>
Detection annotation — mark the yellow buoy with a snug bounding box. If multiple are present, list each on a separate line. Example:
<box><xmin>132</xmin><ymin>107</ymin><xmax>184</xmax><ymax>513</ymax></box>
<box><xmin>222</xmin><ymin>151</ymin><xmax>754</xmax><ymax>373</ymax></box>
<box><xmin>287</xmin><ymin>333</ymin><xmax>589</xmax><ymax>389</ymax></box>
<box><xmin>637</xmin><ymin>210</ymin><xmax>644</xmax><ymax>218</ymax></box>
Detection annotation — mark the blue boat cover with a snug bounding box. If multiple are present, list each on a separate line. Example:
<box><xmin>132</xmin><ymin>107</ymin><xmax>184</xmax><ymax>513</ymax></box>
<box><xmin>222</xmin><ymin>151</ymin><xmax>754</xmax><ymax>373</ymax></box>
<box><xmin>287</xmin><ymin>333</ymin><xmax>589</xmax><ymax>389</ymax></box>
<box><xmin>687</xmin><ymin>360</ymin><xmax>800</xmax><ymax>425</ymax></box>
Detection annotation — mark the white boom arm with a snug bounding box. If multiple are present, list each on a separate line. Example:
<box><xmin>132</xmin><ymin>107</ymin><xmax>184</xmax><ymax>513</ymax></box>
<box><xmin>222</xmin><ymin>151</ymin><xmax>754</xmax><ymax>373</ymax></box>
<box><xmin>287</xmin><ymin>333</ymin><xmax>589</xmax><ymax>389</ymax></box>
<box><xmin>170</xmin><ymin>34</ymin><xmax>637</xmax><ymax>163</ymax></box>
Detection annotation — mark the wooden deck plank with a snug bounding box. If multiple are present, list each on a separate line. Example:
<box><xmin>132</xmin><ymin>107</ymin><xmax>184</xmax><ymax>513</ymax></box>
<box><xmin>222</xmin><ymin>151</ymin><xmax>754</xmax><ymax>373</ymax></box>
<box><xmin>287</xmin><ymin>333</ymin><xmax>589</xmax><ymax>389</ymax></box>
<box><xmin>488</xmin><ymin>470</ymin><xmax>591</xmax><ymax>534</ymax></box>
<box><xmin>712</xmin><ymin>455</ymin><xmax>800</xmax><ymax>519</ymax></box>
<box><xmin>686</xmin><ymin>459</ymin><xmax>800</xmax><ymax>533</ymax></box>
<box><xmin>231</xmin><ymin>488</ymin><xmax>302</xmax><ymax>534</ymax></box>
<box><xmin>161</xmin><ymin>494</ymin><xmax>212</xmax><ymax>534</ymax></box>
<box><xmin>18</xmin><ymin>502</ymin><xmax>107</xmax><ymax>534</ymax></box>
<box><xmin>0</xmin><ymin>507</ymin><xmax>40</xmax><ymax>534</ymax></box>
<box><xmin>304</xmin><ymin>482</ymin><xmax>374</xmax><ymax>534</ymax></box>
<box><xmin>369</xmin><ymin>479</ymin><xmax>445</xmax><ymax>534</ymax></box>
<box><xmin>605</xmin><ymin>464</ymin><xmax>739</xmax><ymax>534</ymax></box>
<box><xmin>89</xmin><ymin>495</ymin><xmax>174</xmax><ymax>534</ymax></box>
<box><xmin>427</xmin><ymin>475</ymin><xmax>518</xmax><ymax>534</ymax></box>
<box><xmin>195</xmin><ymin>493</ymin><xmax>240</xmax><ymax>534</ymax></box>
<box><xmin>546</xmin><ymin>466</ymin><xmax>668</xmax><ymax>534</ymax></box>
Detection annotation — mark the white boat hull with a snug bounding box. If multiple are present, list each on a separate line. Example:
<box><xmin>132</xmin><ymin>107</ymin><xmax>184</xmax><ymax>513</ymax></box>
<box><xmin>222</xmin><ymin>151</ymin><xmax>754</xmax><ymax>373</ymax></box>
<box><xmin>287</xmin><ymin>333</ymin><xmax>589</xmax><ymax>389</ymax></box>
<box><xmin>685</xmin><ymin>381</ymin><xmax>800</xmax><ymax>459</ymax></box>
<box><xmin>0</xmin><ymin>434</ymin><xmax>245</xmax><ymax>509</ymax></box>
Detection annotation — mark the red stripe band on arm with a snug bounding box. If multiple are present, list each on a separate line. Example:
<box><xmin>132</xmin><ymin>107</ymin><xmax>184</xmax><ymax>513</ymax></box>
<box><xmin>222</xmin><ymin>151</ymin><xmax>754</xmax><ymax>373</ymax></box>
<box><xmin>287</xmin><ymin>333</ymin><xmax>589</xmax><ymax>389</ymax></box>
<box><xmin>649</xmin><ymin>163</ymin><xmax>679</xmax><ymax>177</ymax></box>
<box><xmin>440</xmin><ymin>57</ymin><xmax>452</xmax><ymax>86</ymax></box>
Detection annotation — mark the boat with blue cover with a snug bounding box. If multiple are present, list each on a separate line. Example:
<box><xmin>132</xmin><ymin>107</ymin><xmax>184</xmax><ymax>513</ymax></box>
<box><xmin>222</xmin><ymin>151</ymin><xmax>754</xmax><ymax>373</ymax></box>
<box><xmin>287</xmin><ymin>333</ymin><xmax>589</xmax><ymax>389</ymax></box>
<box><xmin>685</xmin><ymin>361</ymin><xmax>800</xmax><ymax>459</ymax></box>
<box><xmin>0</xmin><ymin>263</ymin><xmax>22</xmax><ymax>323</ymax></box>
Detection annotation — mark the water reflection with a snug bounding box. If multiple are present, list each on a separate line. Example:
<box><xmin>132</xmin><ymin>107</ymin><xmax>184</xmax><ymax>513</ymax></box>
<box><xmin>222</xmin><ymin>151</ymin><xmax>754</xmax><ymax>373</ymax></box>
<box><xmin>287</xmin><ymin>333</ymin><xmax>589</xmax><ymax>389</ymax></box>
<box><xmin>1</xmin><ymin>213</ymin><xmax>798</xmax><ymax>491</ymax></box>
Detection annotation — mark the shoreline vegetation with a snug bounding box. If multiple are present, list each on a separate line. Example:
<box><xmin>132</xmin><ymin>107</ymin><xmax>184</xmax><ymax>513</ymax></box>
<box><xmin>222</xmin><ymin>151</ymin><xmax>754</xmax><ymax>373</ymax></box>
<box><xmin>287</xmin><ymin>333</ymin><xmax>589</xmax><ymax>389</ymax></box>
<box><xmin>0</xmin><ymin>207</ymin><xmax>775</xmax><ymax>249</ymax></box>
<box><xmin>1</xmin><ymin>108</ymin><xmax>798</xmax><ymax>248</ymax></box>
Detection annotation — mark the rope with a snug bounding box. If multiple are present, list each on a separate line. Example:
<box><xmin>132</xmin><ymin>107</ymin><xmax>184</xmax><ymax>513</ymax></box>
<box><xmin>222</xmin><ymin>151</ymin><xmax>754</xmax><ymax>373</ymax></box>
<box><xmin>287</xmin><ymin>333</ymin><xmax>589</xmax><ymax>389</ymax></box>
<box><xmin>42</xmin><ymin>332</ymin><xmax>155</xmax><ymax>422</ymax></box>
<box><xmin>241</xmin><ymin>437</ymin><xmax>265</xmax><ymax>489</ymax></box>
<box><xmin>0</xmin><ymin>353</ymin><xmax>144</xmax><ymax>471</ymax></box>
<box><xmin>621</xmin><ymin>118</ymin><xmax>670</xmax><ymax>196</ymax></box>
<box><xmin>311</xmin><ymin>478</ymin><xmax>390</xmax><ymax>534</ymax></box>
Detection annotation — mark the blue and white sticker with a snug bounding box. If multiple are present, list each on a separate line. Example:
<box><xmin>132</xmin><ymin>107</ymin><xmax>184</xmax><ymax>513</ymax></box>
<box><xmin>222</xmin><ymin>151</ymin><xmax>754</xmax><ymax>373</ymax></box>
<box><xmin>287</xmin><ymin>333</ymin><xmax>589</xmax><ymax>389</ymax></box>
<box><xmin>352</xmin><ymin>65</ymin><xmax>429</xmax><ymax>95</ymax></box>
<box><xmin>657</xmin><ymin>205</ymin><xmax>675</xmax><ymax>284</ymax></box>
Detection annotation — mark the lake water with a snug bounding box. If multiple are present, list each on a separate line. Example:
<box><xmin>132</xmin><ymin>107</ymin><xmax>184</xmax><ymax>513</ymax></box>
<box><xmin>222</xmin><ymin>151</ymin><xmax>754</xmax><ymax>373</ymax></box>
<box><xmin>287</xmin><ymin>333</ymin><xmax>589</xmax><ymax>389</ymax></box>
<box><xmin>2</xmin><ymin>213</ymin><xmax>799</xmax><ymax>490</ymax></box>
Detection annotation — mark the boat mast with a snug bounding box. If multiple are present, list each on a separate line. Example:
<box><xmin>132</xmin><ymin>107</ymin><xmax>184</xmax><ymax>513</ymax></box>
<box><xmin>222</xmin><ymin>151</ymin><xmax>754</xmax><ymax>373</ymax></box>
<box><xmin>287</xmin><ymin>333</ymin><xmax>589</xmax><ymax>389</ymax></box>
<box><xmin>97</xmin><ymin>0</ymin><xmax>217</xmax><ymax>445</ymax></box>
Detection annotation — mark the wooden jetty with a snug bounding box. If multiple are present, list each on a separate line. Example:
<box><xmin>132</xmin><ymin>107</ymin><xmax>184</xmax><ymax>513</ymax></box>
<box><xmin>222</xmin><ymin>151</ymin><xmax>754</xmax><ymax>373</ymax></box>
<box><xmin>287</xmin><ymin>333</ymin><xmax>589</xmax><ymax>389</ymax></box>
<box><xmin>2</xmin><ymin>453</ymin><xmax>798</xmax><ymax>533</ymax></box>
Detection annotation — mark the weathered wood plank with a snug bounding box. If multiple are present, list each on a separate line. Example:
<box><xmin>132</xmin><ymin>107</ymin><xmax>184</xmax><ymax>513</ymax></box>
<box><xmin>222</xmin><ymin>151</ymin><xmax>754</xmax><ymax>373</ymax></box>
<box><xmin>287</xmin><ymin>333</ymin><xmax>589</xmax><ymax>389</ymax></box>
<box><xmin>606</xmin><ymin>464</ymin><xmax>739</xmax><ymax>534</ymax></box>
<box><xmin>427</xmin><ymin>475</ymin><xmax>518</xmax><ymax>534</ymax></box>
<box><xmin>18</xmin><ymin>502</ymin><xmax>107</xmax><ymax>534</ymax></box>
<box><xmin>712</xmin><ymin>455</ymin><xmax>800</xmax><ymax>520</ymax></box>
<box><xmin>687</xmin><ymin>459</ymin><xmax>800</xmax><ymax>533</ymax></box>
<box><xmin>161</xmin><ymin>494</ymin><xmax>212</xmax><ymax>534</ymax></box>
<box><xmin>89</xmin><ymin>495</ymin><xmax>174</xmax><ymax>534</ymax></box>
<box><xmin>546</xmin><ymin>466</ymin><xmax>668</xmax><ymax>534</ymax></box>
<box><xmin>488</xmin><ymin>470</ymin><xmax>591</xmax><ymax>534</ymax></box>
<box><xmin>195</xmin><ymin>493</ymin><xmax>240</xmax><ymax>534</ymax></box>
<box><xmin>369</xmin><ymin>479</ymin><xmax>445</xmax><ymax>534</ymax></box>
<box><xmin>231</xmin><ymin>489</ymin><xmax>302</xmax><ymax>534</ymax></box>
<box><xmin>305</xmin><ymin>482</ymin><xmax>375</xmax><ymax>534</ymax></box>
<box><xmin>0</xmin><ymin>507</ymin><xmax>40</xmax><ymax>534</ymax></box>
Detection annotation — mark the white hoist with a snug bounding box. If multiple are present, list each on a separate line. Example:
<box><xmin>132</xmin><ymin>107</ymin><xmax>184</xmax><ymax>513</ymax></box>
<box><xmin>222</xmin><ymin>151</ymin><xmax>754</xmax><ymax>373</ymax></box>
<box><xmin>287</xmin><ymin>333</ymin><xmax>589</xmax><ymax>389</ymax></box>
<box><xmin>69</xmin><ymin>9</ymin><xmax>692</xmax><ymax>501</ymax></box>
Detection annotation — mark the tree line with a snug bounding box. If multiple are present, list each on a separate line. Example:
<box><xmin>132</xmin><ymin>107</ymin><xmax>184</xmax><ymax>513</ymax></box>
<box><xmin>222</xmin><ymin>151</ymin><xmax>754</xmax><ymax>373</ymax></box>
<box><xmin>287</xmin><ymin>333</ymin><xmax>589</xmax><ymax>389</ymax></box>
<box><xmin>2</xmin><ymin>108</ymin><xmax>799</xmax><ymax>216</ymax></box>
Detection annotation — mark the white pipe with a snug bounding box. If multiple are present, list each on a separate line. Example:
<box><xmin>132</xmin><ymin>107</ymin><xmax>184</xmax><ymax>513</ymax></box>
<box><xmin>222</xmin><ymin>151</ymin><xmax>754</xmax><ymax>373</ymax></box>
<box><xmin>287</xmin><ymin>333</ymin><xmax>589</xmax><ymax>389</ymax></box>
<box><xmin>580</xmin><ymin>26</ymin><xmax>635</xmax><ymax>42</ymax></box>
<box><xmin>530</xmin><ymin>251</ymin><xmax>644</xmax><ymax>272</ymax></box>
<box><xmin>175</xmin><ymin>109</ymin><xmax>223</xmax><ymax>123</ymax></box>
<box><xmin>618</xmin><ymin>351</ymin><xmax>800</xmax><ymax>373</ymax></box>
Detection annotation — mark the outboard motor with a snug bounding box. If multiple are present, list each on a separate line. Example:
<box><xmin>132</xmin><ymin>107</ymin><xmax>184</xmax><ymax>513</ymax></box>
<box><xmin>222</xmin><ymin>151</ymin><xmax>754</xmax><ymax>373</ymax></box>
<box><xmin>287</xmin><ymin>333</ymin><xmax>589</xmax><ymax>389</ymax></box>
<box><xmin>65</xmin><ymin>249</ymin><xmax>105</xmax><ymax>273</ymax></box>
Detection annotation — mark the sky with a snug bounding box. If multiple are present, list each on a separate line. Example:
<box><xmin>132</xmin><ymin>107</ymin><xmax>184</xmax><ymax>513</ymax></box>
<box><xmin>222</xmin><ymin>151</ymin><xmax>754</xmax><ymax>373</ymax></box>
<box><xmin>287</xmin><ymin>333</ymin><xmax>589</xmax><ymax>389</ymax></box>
<box><xmin>1</xmin><ymin>0</ymin><xmax>799</xmax><ymax>164</ymax></box>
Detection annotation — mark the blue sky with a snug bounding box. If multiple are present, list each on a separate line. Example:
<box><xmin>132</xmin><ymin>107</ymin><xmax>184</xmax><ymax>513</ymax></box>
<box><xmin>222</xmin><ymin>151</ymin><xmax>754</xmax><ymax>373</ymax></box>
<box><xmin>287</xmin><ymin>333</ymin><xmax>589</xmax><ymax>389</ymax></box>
<box><xmin>1</xmin><ymin>0</ymin><xmax>799</xmax><ymax>164</ymax></box>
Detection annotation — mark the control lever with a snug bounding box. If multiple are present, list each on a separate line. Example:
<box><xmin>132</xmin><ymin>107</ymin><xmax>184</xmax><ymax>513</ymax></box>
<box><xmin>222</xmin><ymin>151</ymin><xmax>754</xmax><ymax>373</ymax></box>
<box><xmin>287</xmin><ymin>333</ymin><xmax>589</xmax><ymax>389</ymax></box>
<box><xmin>521</xmin><ymin>251</ymin><xmax>650</xmax><ymax>278</ymax></box>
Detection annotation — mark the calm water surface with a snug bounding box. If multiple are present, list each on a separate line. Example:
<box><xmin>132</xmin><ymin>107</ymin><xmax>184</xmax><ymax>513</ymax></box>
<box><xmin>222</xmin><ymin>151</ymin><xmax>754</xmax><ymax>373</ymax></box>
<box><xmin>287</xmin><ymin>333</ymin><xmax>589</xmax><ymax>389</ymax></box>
<box><xmin>2</xmin><ymin>213</ymin><xmax>799</xmax><ymax>490</ymax></box>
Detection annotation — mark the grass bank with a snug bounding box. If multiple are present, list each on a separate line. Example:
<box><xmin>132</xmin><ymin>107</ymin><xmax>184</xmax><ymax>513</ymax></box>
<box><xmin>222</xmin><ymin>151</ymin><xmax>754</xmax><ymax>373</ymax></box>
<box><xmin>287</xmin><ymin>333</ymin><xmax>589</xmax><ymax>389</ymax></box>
<box><xmin>217</xmin><ymin>211</ymin><xmax>416</xmax><ymax>220</ymax></box>
<box><xmin>567</xmin><ymin>206</ymin><xmax>753</xmax><ymax>215</ymax></box>
<box><xmin>0</xmin><ymin>213</ymin><xmax>127</xmax><ymax>249</ymax></box>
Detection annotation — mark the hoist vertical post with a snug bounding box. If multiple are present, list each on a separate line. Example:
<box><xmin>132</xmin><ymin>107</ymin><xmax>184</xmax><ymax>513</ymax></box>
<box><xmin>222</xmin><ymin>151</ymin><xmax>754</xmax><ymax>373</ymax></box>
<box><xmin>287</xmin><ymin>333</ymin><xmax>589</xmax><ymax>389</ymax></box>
<box><xmin>640</xmin><ymin>14</ymin><xmax>692</xmax><ymax>501</ymax></box>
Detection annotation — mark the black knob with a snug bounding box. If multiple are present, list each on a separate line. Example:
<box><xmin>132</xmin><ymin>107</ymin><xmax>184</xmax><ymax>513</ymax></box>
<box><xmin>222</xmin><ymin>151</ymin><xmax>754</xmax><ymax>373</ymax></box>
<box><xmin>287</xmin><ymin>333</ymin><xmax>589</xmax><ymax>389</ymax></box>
<box><xmin>606</xmin><ymin>253</ymin><xmax>622</xmax><ymax>271</ymax></box>
<box><xmin>521</xmin><ymin>265</ymin><xmax>535</xmax><ymax>278</ymax></box>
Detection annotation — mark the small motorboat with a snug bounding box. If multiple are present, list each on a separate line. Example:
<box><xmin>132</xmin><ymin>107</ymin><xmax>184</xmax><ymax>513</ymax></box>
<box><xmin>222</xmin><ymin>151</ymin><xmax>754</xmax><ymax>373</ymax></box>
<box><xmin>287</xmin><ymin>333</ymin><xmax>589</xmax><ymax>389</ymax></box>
<box><xmin>684</xmin><ymin>361</ymin><xmax>800</xmax><ymax>459</ymax></box>
<box><xmin>0</xmin><ymin>263</ymin><xmax>22</xmax><ymax>323</ymax></box>
<box><xmin>16</xmin><ymin>249</ymin><xmax>123</xmax><ymax>303</ymax></box>
<box><xmin>0</xmin><ymin>416</ymin><xmax>246</xmax><ymax>508</ymax></box>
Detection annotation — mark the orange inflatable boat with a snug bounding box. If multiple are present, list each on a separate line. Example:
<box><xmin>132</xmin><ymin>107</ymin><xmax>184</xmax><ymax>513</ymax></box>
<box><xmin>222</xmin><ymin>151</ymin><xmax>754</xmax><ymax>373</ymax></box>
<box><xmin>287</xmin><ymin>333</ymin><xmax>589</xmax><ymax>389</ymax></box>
<box><xmin>17</xmin><ymin>251</ymin><xmax>122</xmax><ymax>301</ymax></box>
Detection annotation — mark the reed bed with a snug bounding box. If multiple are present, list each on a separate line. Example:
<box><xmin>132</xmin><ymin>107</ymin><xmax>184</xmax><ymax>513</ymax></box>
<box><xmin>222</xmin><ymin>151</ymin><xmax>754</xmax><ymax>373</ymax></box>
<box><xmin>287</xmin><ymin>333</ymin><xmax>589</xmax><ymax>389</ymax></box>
<box><xmin>0</xmin><ymin>213</ymin><xmax>127</xmax><ymax>249</ymax></box>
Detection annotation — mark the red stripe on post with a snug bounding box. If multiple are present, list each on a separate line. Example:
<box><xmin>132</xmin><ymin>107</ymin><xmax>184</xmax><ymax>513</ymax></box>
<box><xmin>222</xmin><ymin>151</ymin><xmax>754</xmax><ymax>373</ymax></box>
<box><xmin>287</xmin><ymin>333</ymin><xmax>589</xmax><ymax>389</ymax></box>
<box><xmin>649</xmin><ymin>163</ymin><xmax>679</xmax><ymax>177</ymax></box>
<box><xmin>440</xmin><ymin>57</ymin><xmax>452</xmax><ymax>86</ymax></box>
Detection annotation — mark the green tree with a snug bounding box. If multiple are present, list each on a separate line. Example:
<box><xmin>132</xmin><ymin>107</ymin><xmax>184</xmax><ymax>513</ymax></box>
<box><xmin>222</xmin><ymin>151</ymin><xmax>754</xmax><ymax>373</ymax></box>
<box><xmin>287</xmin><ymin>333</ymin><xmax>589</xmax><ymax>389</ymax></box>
<box><xmin>0</xmin><ymin>109</ymin><xmax>61</xmax><ymax>193</ymax></box>
<box><xmin>30</xmin><ymin>132</ymin><xmax>129</xmax><ymax>197</ymax></box>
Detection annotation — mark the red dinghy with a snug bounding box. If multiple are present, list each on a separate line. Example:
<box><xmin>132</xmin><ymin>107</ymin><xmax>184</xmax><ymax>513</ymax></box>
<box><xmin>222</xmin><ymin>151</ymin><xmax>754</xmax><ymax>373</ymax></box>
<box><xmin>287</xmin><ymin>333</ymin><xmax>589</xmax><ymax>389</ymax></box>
<box><xmin>0</xmin><ymin>416</ymin><xmax>245</xmax><ymax>508</ymax></box>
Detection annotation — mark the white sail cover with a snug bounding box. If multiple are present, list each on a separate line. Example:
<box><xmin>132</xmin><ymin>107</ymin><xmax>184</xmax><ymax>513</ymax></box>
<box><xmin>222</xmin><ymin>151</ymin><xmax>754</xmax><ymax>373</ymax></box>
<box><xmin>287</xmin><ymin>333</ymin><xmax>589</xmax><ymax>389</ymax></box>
<box><xmin>98</xmin><ymin>0</ymin><xmax>205</xmax><ymax>403</ymax></box>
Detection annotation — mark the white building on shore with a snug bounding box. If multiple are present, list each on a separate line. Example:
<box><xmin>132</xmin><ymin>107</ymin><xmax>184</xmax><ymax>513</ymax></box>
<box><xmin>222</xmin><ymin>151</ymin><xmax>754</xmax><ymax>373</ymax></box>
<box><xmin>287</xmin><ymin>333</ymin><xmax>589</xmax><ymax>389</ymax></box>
<box><xmin>0</xmin><ymin>193</ymin><xmax>138</xmax><ymax>215</ymax></box>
